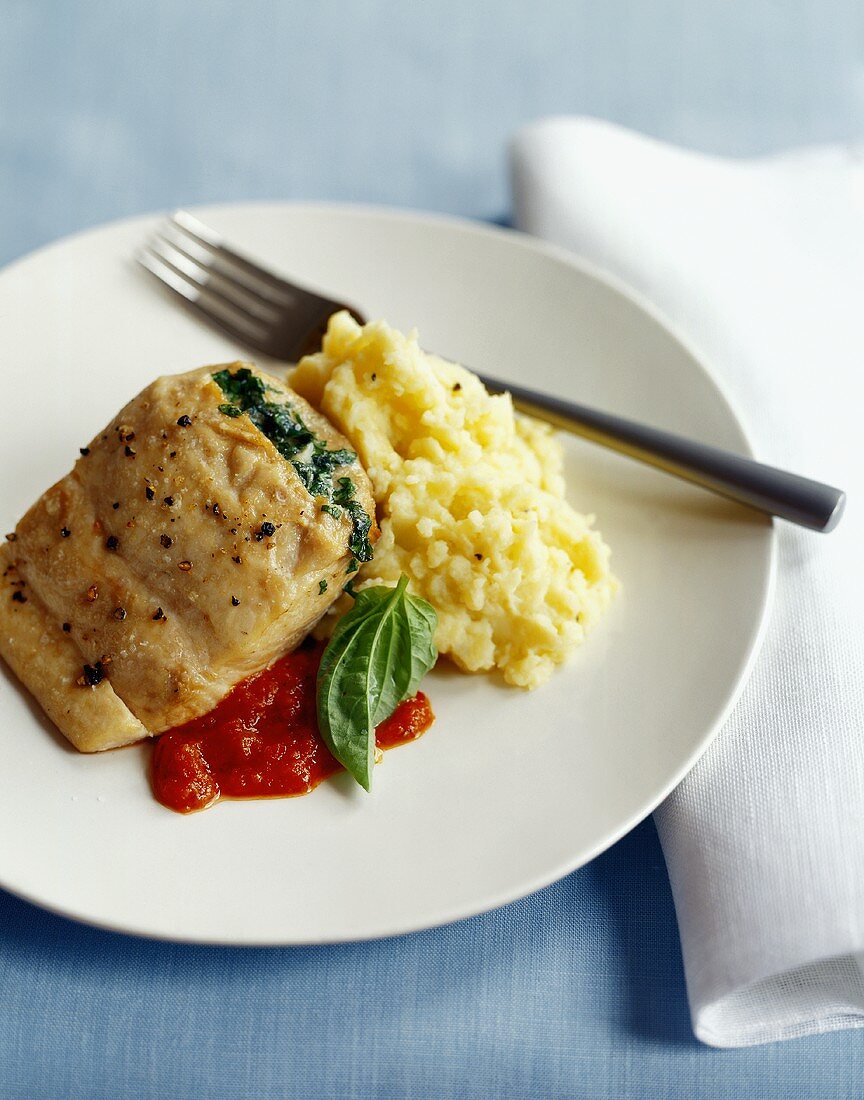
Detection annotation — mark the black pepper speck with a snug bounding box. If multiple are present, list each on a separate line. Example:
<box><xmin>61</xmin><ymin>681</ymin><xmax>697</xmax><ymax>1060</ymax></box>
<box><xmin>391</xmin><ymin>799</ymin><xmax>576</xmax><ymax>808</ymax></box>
<box><xmin>60</xmin><ymin>527</ymin><xmax>71</xmax><ymax>538</ymax></box>
<box><xmin>79</xmin><ymin>662</ymin><xmax>105</xmax><ymax>687</ymax></box>
<box><xmin>231</xmin><ymin>596</ymin><xmax>240</xmax><ymax>606</ymax></box>
<box><xmin>145</xmin><ymin>486</ymin><xmax>155</xmax><ymax>501</ymax></box>
<box><xmin>177</xmin><ymin>415</ymin><xmax>192</xmax><ymax>427</ymax></box>
<box><xmin>105</xmin><ymin>535</ymin><xmax>119</xmax><ymax>551</ymax></box>
<box><xmin>124</xmin><ymin>445</ymin><xmax>136</xmax><ymax>457</ymax></box>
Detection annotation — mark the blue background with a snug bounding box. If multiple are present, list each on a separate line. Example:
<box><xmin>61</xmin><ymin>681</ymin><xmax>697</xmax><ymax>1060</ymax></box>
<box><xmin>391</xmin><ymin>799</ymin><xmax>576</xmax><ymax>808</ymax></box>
<box><xmin>1</xmin><ymin>2</ymin><xmax>862</xmax><ymax>1096</ymax></box>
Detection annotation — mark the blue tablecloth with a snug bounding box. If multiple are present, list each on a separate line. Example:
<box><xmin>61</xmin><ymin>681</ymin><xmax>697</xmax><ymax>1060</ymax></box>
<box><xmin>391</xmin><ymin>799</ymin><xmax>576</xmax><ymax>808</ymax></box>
<box><xmin>2</xmin><ymin>822</ymin><xmax>861</xmax><ymax>1098</ymax></box>
<box><xmin>2</xmin><ymin>3</ymin><xmax>862</xmax><ymax>1095</ymax></box>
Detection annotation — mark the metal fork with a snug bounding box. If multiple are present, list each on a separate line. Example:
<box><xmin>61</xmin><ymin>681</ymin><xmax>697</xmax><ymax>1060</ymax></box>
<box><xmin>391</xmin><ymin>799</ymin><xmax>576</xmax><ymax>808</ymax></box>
<box><xmin>137</xmin><ymin>210</ymin><xmax>845</xmax><ymax>533</ymax></box>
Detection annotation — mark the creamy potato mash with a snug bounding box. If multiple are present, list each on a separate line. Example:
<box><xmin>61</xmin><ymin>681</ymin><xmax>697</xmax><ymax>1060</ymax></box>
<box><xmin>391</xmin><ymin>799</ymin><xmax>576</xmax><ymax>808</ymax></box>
<box><xmin>292</xmin><ymin>313</ymin><xmax>617</xmax><ymax>689</ymax></box>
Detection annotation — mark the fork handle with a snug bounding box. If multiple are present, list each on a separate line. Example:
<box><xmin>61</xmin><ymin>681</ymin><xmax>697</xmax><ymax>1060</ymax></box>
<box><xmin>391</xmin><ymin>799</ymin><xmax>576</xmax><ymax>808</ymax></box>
<box><xmin>479</xmin><ymin>375</ymin><xmax>845</xmax><ymax>532</ymax></box>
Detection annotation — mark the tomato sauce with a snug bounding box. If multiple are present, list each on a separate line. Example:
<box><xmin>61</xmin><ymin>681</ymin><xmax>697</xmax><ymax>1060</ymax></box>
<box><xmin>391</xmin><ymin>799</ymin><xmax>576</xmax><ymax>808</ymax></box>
<box><xmin>152</xmin><ymin>642</ymin><xmax>434</xmax><ymax>813</ymax></box>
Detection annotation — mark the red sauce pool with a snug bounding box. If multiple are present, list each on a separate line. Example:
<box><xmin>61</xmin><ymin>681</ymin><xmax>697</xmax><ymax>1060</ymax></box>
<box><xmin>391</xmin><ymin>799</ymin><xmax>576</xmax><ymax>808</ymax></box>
<box><xmin>152</xmin><ymin>642</ymin><xmax>434</xmax><ymax>813</ymax></box>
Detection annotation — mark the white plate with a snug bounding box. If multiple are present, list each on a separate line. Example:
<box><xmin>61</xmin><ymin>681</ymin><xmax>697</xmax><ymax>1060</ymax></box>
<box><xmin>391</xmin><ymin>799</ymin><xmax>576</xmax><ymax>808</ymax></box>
<box><xmin>0</xmin><ymin>204</ymin><xmax>773</xmax><ymax>943</ymax></box>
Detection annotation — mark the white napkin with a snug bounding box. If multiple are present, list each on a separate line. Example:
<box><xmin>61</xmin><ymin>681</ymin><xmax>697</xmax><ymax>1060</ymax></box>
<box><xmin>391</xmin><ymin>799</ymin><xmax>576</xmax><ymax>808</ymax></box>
<box><xmin>511</xmin><ymin>117</ymin><xmax>864</xmax><ymax>1047</ymax></box>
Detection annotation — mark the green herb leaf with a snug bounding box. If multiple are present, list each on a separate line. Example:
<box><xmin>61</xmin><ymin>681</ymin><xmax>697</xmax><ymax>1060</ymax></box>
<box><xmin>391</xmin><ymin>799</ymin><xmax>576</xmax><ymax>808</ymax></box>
<box><xmin>212</xmin><ymin>369</ymin><xmax>374</xmax><ymax>564</ymax></box>
<box><xmin>332</xmin><ymin>476</ymin><xmax>355</xmax><ymax>504</ymax></box>
<box><xmin>212</xmin><ymin>367</ymin><xmax>268</xmax><ymax>405</ymax></box>
<box><xmin>404</xmin><ymin>592</ymin><xmax>439</xmax><ymax>698</ymax></box>
<box><xmin>317</xmin><ymin>576</ymin><xmax>437</xmax><ymax>791</ymax></box>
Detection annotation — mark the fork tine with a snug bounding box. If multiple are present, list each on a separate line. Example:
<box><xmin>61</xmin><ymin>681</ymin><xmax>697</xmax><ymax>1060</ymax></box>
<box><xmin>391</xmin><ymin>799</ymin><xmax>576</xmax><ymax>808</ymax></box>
<box><xmin>148</xmin><ymin>232</ymin><xmax>282</xmax><ymax>323</ymax></box>
<box><xmin>136</xmin><ymin>247</ymin><xmax>270</xmax><ymax>350</ymax></box>
<box><xmin>171</xmin><ymin>210</ymin><xmax>305</xmax><ymax>304</ymax></box>
<box><xmin>142</xmin><ymin>237</ymin><xmax>273</xmax><ymax>334</ymax></box>
<box><xmin>163</xmin><ymin>218</ymin><xmax>294</xmax><ymax>308</ymax></box>
<box><xmin>172</xmin><ymin>209</ymin><xmax>368</xmax><ymax>327</ymax></box>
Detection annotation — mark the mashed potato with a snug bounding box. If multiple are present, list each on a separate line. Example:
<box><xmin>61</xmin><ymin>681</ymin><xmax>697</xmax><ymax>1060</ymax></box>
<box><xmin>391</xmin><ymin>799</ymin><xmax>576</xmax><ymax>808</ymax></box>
<box><xmin>291</xmin><ymin>312</ymin><xmax>617</xmax><ymax>689</ymax></box>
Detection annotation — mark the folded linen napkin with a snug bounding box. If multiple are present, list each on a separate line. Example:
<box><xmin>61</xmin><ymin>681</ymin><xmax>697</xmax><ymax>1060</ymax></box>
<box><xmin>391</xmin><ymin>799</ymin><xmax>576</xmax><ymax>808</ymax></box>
<box><xmin>511</xmin><ymin>117</ymin><xmax>864</xmax><ymax>1047</ymax></box>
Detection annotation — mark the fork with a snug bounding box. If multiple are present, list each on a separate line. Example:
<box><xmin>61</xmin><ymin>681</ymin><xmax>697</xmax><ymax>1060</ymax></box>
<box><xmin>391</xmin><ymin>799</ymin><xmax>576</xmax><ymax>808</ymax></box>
<box><xmin>137</xmin><ymin>210</ymin><xmax>846</xmax><ymax>533</ymax></box>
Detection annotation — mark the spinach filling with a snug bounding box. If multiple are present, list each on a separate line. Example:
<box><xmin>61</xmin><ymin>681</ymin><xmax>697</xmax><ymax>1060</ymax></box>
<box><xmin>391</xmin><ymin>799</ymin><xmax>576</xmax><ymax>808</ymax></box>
<box><xmin>212</xmin><ymin>368</ymin><xmax>373</xmax><ymax>563</ymax></box>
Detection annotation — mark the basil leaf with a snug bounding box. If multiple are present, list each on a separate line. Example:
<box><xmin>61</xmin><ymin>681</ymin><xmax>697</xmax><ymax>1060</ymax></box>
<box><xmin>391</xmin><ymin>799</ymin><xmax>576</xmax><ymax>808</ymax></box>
<box><xmin>317</xmin><ymin>575</ymin><xmax>438</xmax><ymax>791</ymax></box>
<box><xmin>404</xmin><ymin>594</ymin><xmax>438</xmax><ymax>699</ymax></box>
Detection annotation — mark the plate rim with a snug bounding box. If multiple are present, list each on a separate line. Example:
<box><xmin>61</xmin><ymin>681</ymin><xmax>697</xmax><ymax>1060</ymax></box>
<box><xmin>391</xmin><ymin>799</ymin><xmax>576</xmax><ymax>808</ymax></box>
<box><xmin>0</xmin><ymin>201</ymin><xmax>775</xmax><ymax>943</ymax></box>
